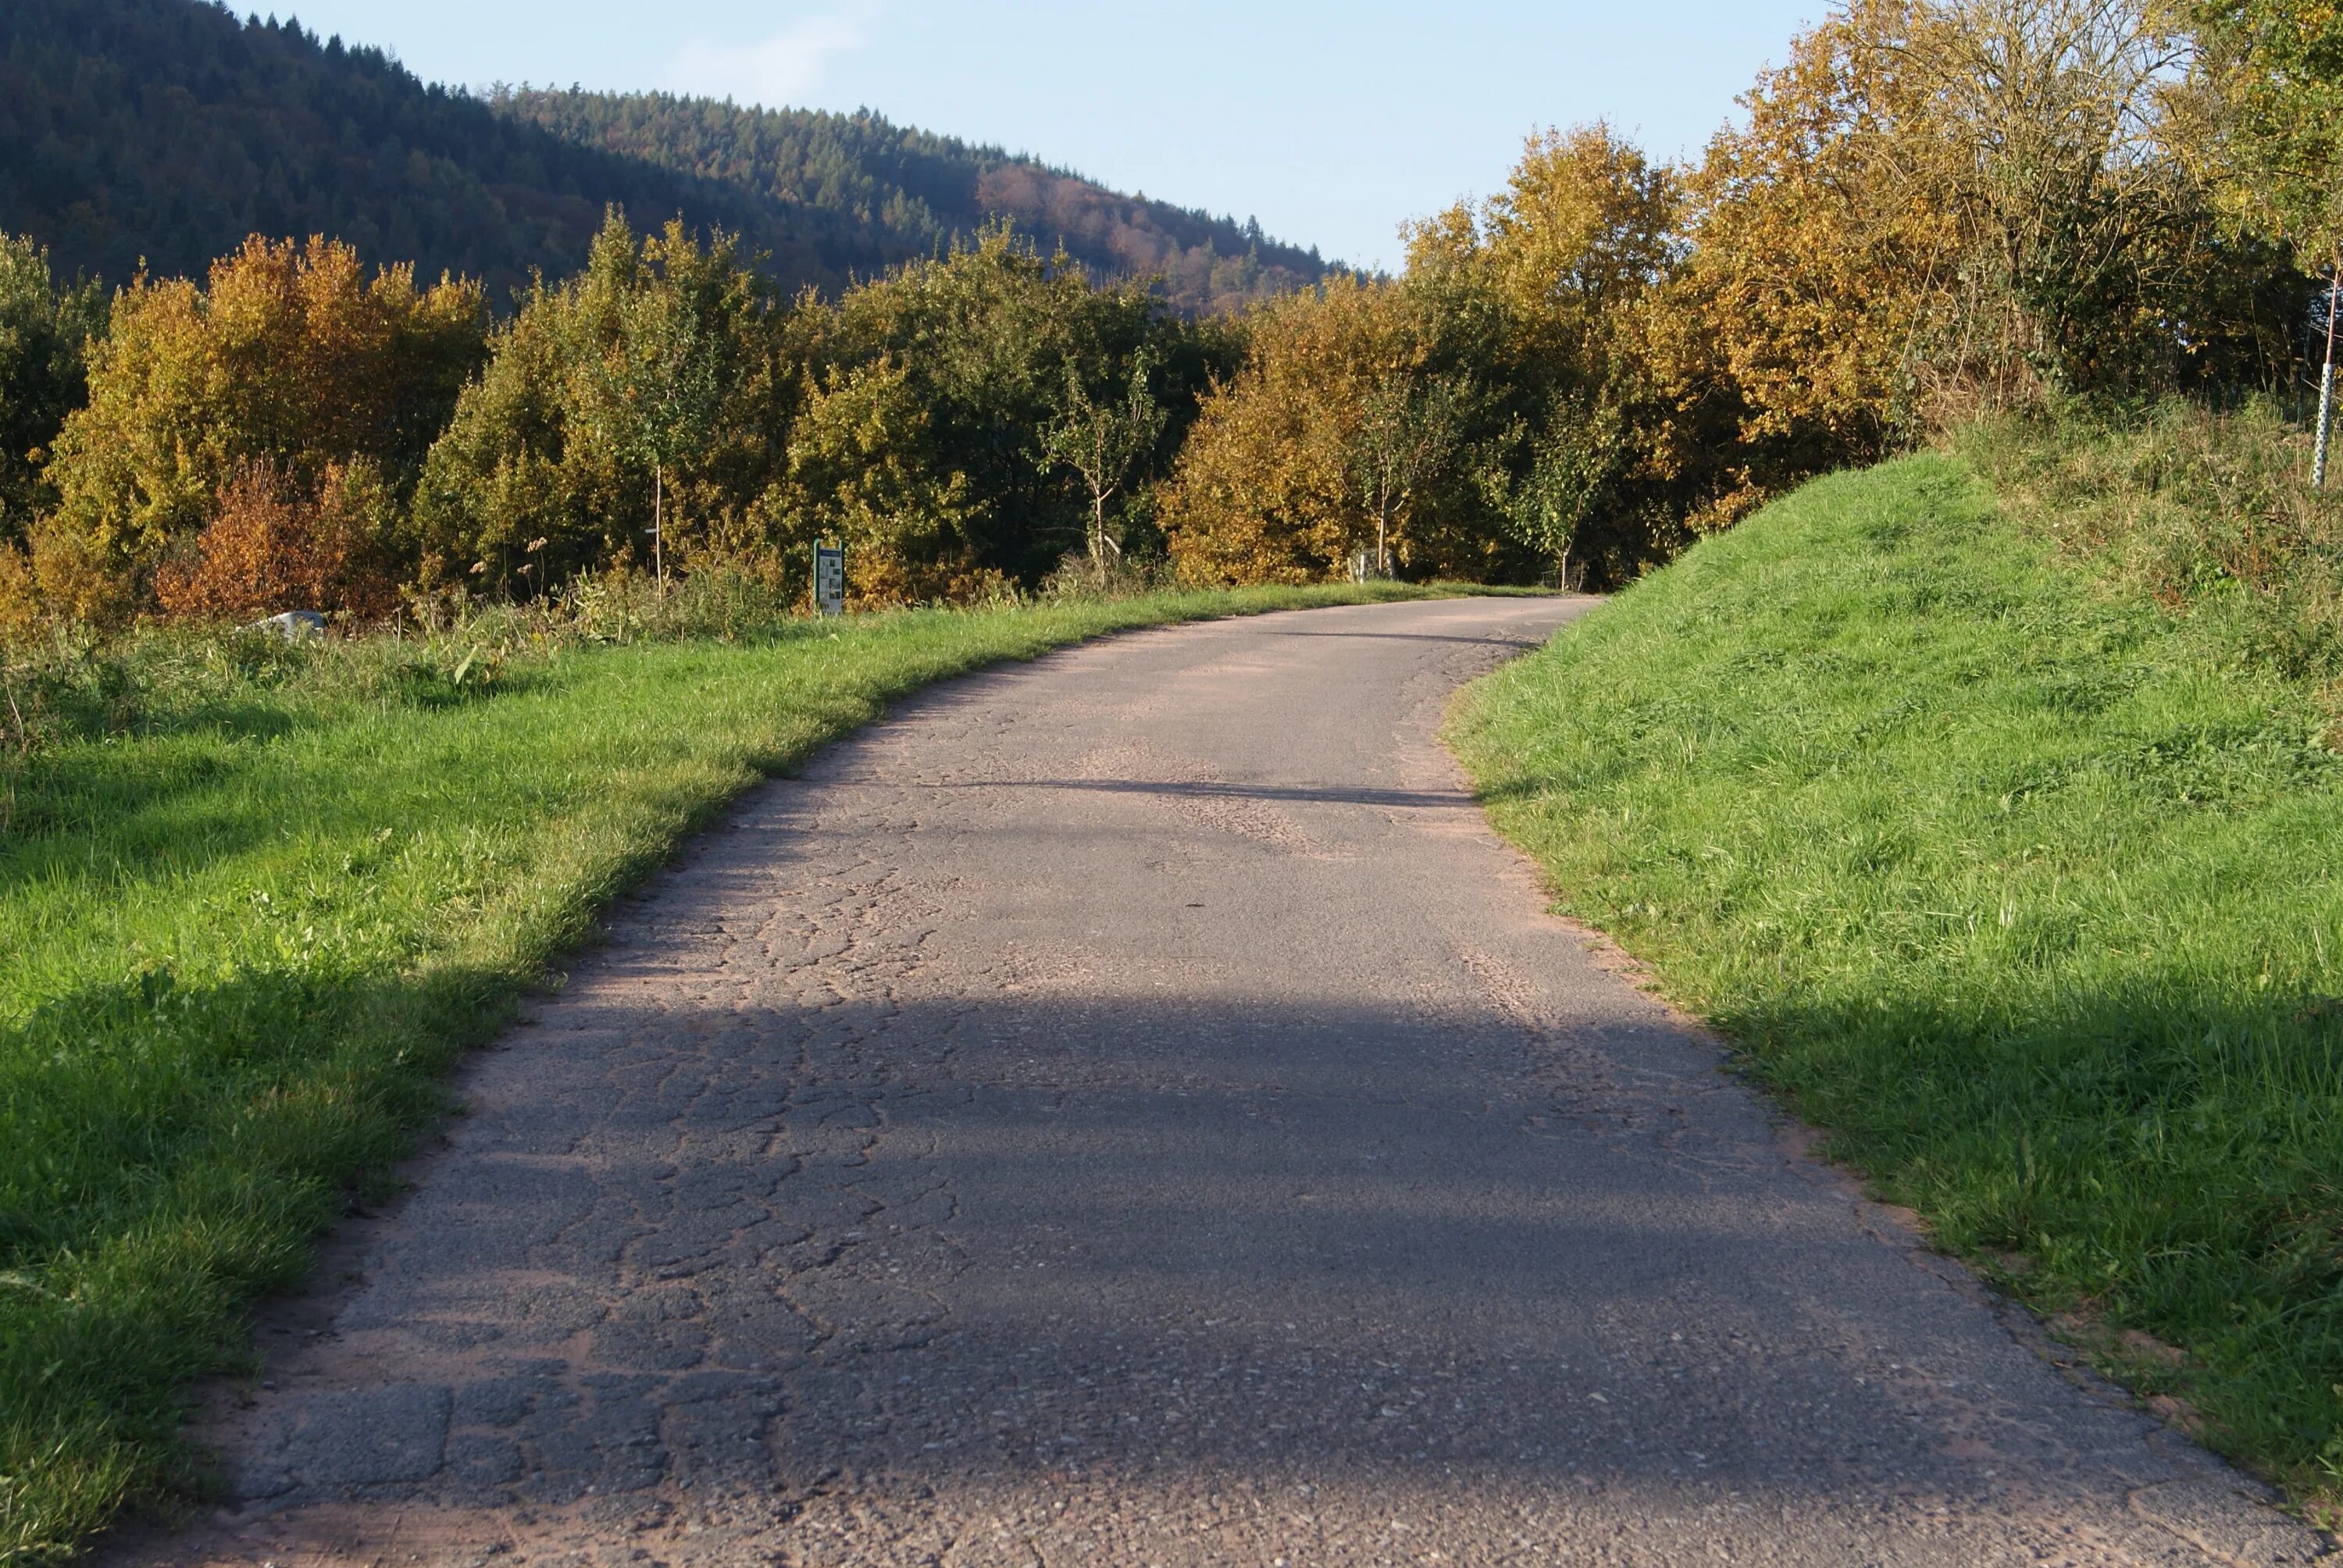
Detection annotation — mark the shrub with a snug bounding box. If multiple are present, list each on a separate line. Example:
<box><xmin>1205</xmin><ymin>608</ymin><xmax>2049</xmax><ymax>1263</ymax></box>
<box><xmin>155</xmin><ymin>460</ymin><xmax>401</xmax><ymax>623</ymax></box>
<box><xmin>39</xmin><ymin>234</ymin><xmax>483</xmax><ymax>620</ymax></box>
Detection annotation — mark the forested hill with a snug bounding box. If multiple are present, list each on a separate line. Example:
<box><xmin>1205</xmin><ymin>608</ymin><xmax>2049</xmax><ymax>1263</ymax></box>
<box><xmin>491</xmin><ymin>92</ymin><xmax>1328</xmax><ymax>315</ymax></box>
<box><xmin>0</xmin><ymin>0</ymin><xmax>1326</xmax><ymax>311</ymax></box>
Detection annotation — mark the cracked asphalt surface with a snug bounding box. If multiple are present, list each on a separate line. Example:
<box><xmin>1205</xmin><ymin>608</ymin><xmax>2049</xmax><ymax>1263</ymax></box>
<box><xmin>114</xmin><ymin>596</ymin><xmax>2328</xmax><ymax>1566</ymax></box>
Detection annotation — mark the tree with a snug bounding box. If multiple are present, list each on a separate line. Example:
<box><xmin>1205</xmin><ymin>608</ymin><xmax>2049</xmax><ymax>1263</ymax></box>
<box><xmin>1681</xmin><ymin>0</ymin><xmax>2284</xmax><ymax>479</ymax></box>
<box><xmin>1682</xmin><ymin>2</ymin><xmax>1955</xmax><ymax>465</ymax></box>
<box><xmin>578</xmin><ymin>219</ymin><xmax>751</xmax><ymax>588</ymax></box>
<box><xmin>803</xmin><ymin>228</ymin><xmax>1189</xmax><ymax>586</ymax></box>
<box><xmin>0</xmin><ymin>235</ymin><xmax>105</xmax><ymax>547</ymax></box>
<box><xmin>1479</xmin><ymin>401</ymin><xmax>1627</xmax><ymax>590</ymax></box>
<box><xmin>759</xmin><ymin>357</ymin><xmax>991</xmax><ymax>606</ymax></box>
<box><xmin>1899</xmin><ymin>0</ymin><xmax>2213</xmax><ymax>396</ymax></box>
<box><xmin>2192</xmin><ymin>0</ymin><xmax>2343</xmax><ymax>479</ymax></box>
<box><xmin>415</xmin><ymin>212</ymin><xmax>776</xmax><ymax>598</ymax></box>
<box><xmin>1348</xmin><ymin>372</ymin><xmax>1463</xmax><ymax>578</ymax></box>
<box><xmin>1472</xmin><ymin>123</ymin><xmax>1678</xmax><ymax>343</ymax></box>
<box><xmin>153</xmin><ymin>457</ymin><xmax>400</xmax><ymax>621</ymax></box>
<box><xmin>2192</xmin><ymin>0</ymin><xmax>2343</xmax><ymax>260</ymax></box>
<box><xmin>1403</xmin><ymin>121</ymin><xmax>1722</xmax><ymax>582</ymax></box>
<box><xmin>1040</xmin><ymin>350</ymin><xmax>1166</xmax><ymax>583</ymax></box>
<box><xmin>35</xmin><ymin>233</ymin><xmax>483</xmax><ymax>620</ymax></box>
<box><xmin>1161</xmin><ymin>276</ymin><xmax>1425</xmax><ymax>585</ymax></box>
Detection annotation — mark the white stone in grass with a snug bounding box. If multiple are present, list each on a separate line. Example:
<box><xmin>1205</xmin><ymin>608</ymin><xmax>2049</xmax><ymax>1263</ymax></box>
<box><xmin>243</xmin><ymin>610</ymin><xmax>326</xmax><ymax>640</ymax></box>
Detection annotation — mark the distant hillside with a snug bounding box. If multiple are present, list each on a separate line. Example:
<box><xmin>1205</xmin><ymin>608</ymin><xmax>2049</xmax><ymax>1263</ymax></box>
<box><xmin>0</xmin><ymin>0</ymin><xmax>1327</xmax><ymax>311</ymax></box>
<box><xmin>492</xmin><ymin>92</ymin><xmax>1328</xmax><ymax>314</ymax></box>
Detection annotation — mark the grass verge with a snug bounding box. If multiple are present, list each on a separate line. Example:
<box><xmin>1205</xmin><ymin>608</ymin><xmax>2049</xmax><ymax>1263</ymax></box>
<box><xmin>1450</xmin><ymin>454</ymin><xmax>2343</xmax><ymax>1508</ymax></box>
<box><xmin>0</xmin><ymin>581</ymin><xmax>1442</xmax><ymax>1563</ymax></box>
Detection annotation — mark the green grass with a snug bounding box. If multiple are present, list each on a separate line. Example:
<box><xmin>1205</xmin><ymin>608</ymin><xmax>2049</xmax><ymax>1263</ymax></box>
<box><xmin>0</xmin><ymin>581</ymin><xmax>1445</xmax><ymax>1564</ymax></box>
<box><xmin>1451</xmin><ymin>454</ymin><xmax>2343</xmax><ymax>1508</ymax></box>
<box><xmin>1956</xmin><ymin>399</ymin><xmax>2343</xmax><ymax>691</ymax></box>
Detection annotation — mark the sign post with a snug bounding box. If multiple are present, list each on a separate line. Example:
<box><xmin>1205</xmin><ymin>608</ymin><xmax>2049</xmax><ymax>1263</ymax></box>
<box><xmin>815</xmin><ymin>543</ymin><xmax>846</xmax><ymax>617</ymax></box>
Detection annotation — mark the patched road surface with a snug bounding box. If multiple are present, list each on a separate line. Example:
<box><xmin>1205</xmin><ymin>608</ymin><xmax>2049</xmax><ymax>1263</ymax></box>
<box><xmin>115</xmin><ymin>597</ymin><xmax>2326</xmax><ymax>1566</ymax></box>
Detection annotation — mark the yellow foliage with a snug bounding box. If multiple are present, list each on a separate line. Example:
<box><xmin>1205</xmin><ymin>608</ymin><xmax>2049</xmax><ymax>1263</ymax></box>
<box><xmin>1686</xmin><ymin>0</ymin><xmax>2249</xmax><ymax>460</ymax></box>
<box><xmin>0</xmin><ymin>542</ymin><xmax>37</xmax><ymax>648</ymax></box>
<box><xmin>1406</xmin><ymin>124</ymin><xmax>1744</xmax><ymax>565</ymax></box>
<box><xmin>1682</xmin><ymin>2</ymin><xmax>1953</xmax><ymax>461</ymax></box>
<box><xmin>1478</xmin><ymin>123</ymin><xmax>1679</xmax><ymax>340</ymax></box>
<box><xmin>40</xmin><ymin>235</ymin><xmax>482</xmax><ymax>619</ymax></box>
<box><xmin>1161</xmin><ymin>277</ymin><xmax>1429</xmax><ymax>586</ymax></box>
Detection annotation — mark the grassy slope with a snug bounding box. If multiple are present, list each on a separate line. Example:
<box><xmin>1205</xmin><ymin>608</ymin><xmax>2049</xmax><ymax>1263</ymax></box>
<box><xmin>1452</xmin><ymin>455</ymin><xmax>2343</xmax><ymax>1503</ymax></box>
<box><xmin>0</xmin><ymin>583</ymin><xmax>1437</xmax><ymax>1563</ymax></box>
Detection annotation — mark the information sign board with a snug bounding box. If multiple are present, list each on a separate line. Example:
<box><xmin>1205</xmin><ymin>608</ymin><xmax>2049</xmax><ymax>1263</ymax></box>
<box><xmin>815</xmin><ymin>543</ymin><xmax>845</xmax><ymax>617</ymax></box>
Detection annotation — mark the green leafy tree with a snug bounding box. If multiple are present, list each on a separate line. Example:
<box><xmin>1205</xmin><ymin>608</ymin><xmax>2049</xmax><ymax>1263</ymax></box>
<box><xmin>2195</xmin><ymin>0</ymin><xmax>2343</xmax><ymax>261</ymax></box>
<box><xmin>2193</xmin><ymin>1</ymin><xmax>2343</xmax><ymax>476</ymax></box>
<box><xmin>580</xmin><ymin>220</ymin><xmax>753</xmax><ymax>585</ymax></box>
<box><xmin>1040</xmin><ymin>349</ymin><xmax>1167</xmax><ymax>583</ymax></box>
<box><xmin>794</xmin><ymin>227</ymin><xmax>1212</xmax><ymax>586</ymax></box>
<box><xmin>0</xmin><ymin>233</ymin><xmax>105</xmax><ymax>543</ymax></box>
<box><xmin>758</xmin><ymin>357</ymin><xmax>991</xmax><ymax>606</ymax></box>
<box><xmin>1479</xmin><ymin>399</ymin><xmax>1627</xmax><ymax>590</ymax></box>
<box><xmin>1349</xmin><ymin>372</ymin><xmax>1464</xmax><ymax>578</ymax></box>
<box><xmin>415</xmin><ymin>212</ymin><xmax>774</xmax><ymax>597</ymax></box>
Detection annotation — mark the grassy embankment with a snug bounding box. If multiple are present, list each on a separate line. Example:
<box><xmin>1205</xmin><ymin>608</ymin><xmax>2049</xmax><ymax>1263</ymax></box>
<box><xmin>0</xmin><ymin>580</ymin><xmax>1445</xmax><ymax>1564</ymax></box>
<box><xmin>1452</xmin><ymin>428</ymin><xmax>2343</xmax><ymax>1507</ymax></box>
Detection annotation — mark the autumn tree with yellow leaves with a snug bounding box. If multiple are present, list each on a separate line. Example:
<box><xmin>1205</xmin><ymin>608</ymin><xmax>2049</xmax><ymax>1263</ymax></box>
<box><xmin>1162</xmin><ymin>277</ymin><xmax>1464</xmax><ymax>586</ymax></box>
<box><xmin>30</xmin><ymin>235</ymin><xmax>483</xmax><ymax>621</ymax></box>
<box><xmin>1684</xmin><ymin>0</ymin><xmax>2301</xmax><ymax>472</ymax></box>
<box><xmin>1167</xmin><ymin>124</ymin><xmax>1743</xmax><ymax>590</ymax></box>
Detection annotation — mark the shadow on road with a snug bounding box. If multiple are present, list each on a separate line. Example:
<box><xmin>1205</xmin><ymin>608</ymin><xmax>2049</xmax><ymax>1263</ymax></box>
<box><xmin>159</xmin><ymin>971</ymin><xmax>2227</xmax><ymax>1559</ymax></box>
<box><xmin>1259</xmin><ymin>629</ymin><xmax>1557</xmax><ymax>648</ymax></box>
<box><xmin>915</xmin><ymin>778</ymin><xmax>1477</xmax><ymax>809</ymax></box>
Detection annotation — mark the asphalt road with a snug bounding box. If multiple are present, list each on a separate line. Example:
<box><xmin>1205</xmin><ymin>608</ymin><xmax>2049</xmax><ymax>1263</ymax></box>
<box><xmin>121</xmin><ymin>596</ymin><xmax>2326</xmax><ymax>1567</ymax></box>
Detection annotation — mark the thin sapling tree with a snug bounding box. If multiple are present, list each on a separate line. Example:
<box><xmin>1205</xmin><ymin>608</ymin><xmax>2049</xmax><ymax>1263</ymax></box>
<box><xmin>1042</xmin><ymin>350</ymin><xmax>1167</xmax><ymax>584</ymax></box>
<box><xmin>1482</xmin><ymin>400</ymin><xmax>1624</xmax><ymax>590</ymax></box>
<box><xmin>1349</xmin><ymin>371</ymin><xmax>1463</xmax><ymax>578</ymax></box>
<box><xmin>583</xmin><ymin>225</ymin><xmax>745</xmax><ymax>590</ymax></box>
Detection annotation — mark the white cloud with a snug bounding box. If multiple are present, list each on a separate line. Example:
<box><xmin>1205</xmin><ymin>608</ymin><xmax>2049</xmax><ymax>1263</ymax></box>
<box><xmin>660</xmin><ymin>7</ymin><xmax>873</xmax><ymax>109</ymax></box>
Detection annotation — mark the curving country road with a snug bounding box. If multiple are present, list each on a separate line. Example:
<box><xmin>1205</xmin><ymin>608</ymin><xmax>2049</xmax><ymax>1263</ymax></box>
<box><xmin>123</xmin><ymin>597</ymin><xmax>2323</xmax><ymax>1567</ymax></box>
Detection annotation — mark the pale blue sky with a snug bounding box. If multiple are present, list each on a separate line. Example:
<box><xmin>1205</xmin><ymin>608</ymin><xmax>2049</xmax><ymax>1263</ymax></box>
<box><xmin>267</xmin><ymin>2</ymin><xmax>1824</xmax><ymax>272</ymax></box>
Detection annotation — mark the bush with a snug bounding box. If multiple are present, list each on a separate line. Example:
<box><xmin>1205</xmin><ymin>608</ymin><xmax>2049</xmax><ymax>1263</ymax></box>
<box><xmin>38</xmin><ymin>235</ymin><xmax>483</xmax><ymax>621</ymax></box>
<box><xmin>155</xmin><ymin>460</ymin><xmax>401</xmax><ymax>624</ymax></box>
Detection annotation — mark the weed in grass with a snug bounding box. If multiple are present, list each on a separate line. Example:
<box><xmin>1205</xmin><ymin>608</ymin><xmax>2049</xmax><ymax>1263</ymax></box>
<box><xmin>1452</xmin><ymin>454</ymin><xmax>2343</xmax><ymax>1508</ymax></box>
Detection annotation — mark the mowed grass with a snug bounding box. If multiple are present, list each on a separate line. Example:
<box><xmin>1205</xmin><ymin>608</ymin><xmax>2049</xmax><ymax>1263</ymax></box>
<box><xmin>1452</xmin><ymin>455</ymin><xmax>2343</xmax><ymax>1505</ymax></box>
<box><xmin>0</xmin><ymin>582</ymin><xmax>1439</xmax><ymax>1563</ymax></box>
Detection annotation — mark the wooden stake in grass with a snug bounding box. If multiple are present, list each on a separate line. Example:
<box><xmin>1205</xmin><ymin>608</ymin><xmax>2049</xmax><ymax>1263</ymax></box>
<box><xmin>2316</xmin><ymin>261</ymin><xmax>2339</xmax><ymax>491</ymax></box>
<box><xmin>649</xmin><ymin>461</ymin><xmax>666</xmax><ymax>592</ymax></box>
